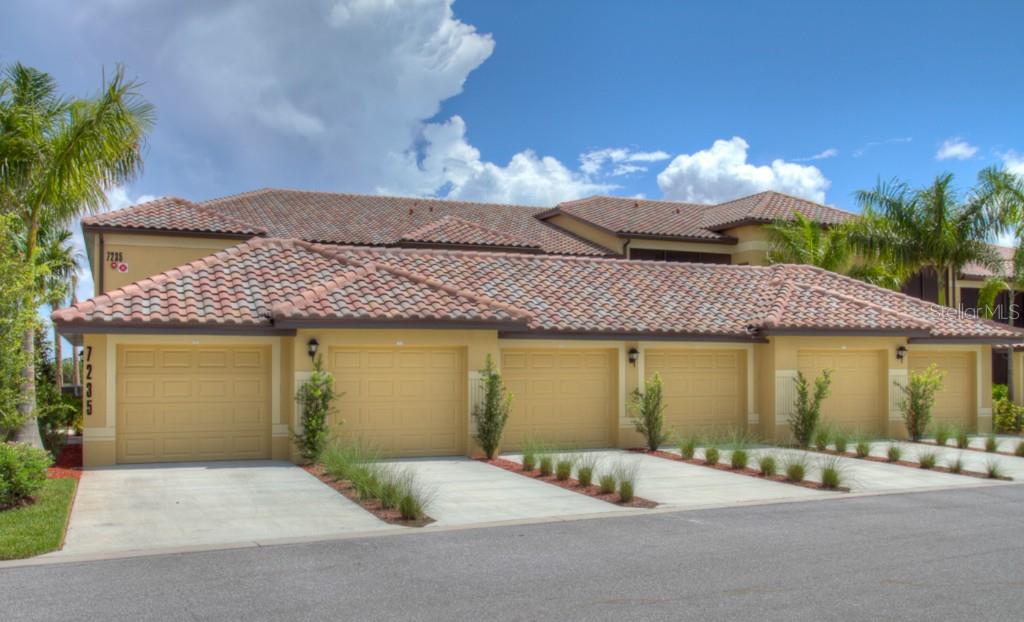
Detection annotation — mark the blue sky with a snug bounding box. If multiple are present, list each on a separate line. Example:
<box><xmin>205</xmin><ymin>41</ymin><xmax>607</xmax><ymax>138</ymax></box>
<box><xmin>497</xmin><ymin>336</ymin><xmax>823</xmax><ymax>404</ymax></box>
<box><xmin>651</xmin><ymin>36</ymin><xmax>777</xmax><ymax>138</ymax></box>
<box><xmin>3</xmin><ymin>0</ymin><xmax>1024</xmax><ymax>303</ymax></box>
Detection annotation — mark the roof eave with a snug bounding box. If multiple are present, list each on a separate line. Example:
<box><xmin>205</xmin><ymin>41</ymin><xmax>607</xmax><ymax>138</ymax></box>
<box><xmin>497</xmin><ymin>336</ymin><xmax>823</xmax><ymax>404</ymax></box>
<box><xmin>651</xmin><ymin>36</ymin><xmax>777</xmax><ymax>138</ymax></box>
<box><xmin>52</xmin><ymin>320</ymin><xmax>290</xmax><ymax>336</ymax></box>
<box><xmin>81</xmin><ymin>224</ymin><xmax>262</xmax><ymax>240</ymax></box>
<box><xmin>908</xmin><ymin>336</ymin><xmax>1024</xmax><ymax>344</ymax></box>
<box><xmin>759</xmin><ymin>328</ymin><xmax>932</xmax><ymax>338</ymax></box>
<box><xmin>497</xmin><ymin>329</ymin><xmax>767</xmax><ymax>343</ymax></box>
<box><xmin>273</xmin><ymin>318</ymin><xmax>530</xmax><ymax>331</ymax></box>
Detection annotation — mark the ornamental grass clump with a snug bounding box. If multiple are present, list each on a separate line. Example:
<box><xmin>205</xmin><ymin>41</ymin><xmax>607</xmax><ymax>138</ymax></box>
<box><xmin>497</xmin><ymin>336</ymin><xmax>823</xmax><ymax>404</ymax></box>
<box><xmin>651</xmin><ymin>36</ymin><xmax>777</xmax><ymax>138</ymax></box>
<box><xmin>954</xmin><ymin>426</ymin><xmax>970</xmax><ymax>449</ymax></box>
<box><xmin>985</xmin><ymin>458</ymin><xmax>1004</xmax><ymax>480</ymax></box>
<box><xmin>730</xmin><ymin>449</ymin><xmax>749</xmax><ymax>470</ymax></box>
<box><xmin>575</xmin><ymin>453</ymin><xmax>598</xmax><ymax>487</ymax></box>
<box><xmin>598</xmin><ymin>472</ymin><xmax>617</xmax><ymax>495</ymax></box>
<box><xmin>538</xmin><ymin>454</ymin><xmax>554</xmax><ymax>477</ymax></box>
<box><xmin>985</xmin><ymin>434</ymin><xmax>999</xmax><ymax>453</ymax></box>
<box><xmin>679</xmin><ymin>436</ymin><xmax>699</xmax><ymax>460</ymax></box>
<box><xmin>783</xmin><ymin>453</ymin><xmax>810</xmax><ymax>483</ymax></box>
<box><xmin>886</xmin><ymin>444</ymin><xmax>903</xmax><ymax>463</ymax></box>
<box><xmin>917</xmin><ymin>451</ymin><xmax>937</xmax><ymax>470</ymax></box>
<box><xmin>757</xmin><ymin>453</ymin><xmax>778</xmax><ymax>477</ymax></box>
<box><xmin>472</xmin><ymin>355</ymin><xmax>514</xmax><ymax>460</ymax></box>
<box><xmin>520</xmin><ymin>438</ymin><xmax>543</xmax><ymax>472</ymax></box>
<box><xmin>813</xmin><ymin>425</ymin><xmax>832</xmax><ymax>452</ymax></box>
<box><xmin>703</xmin><ymin>445</ymin><xmax>720</xmax><ymax>466</ymax></box>
<box><xmin>819</xmin><ymin>456</ymin><xmax>845</xmax><ymax>489</ymax></box>
<box><xmin>555</xmin><ymin>455</ymin><xmax>576</xmax><ymax>481</ymax></box>
<box><xmin>789</xmin><ymin>370</ymin><xmax>833</xmax><ymax>448</ymax></box>
<box><xmin>629</xmin><ymin>372</ymin><xmax>670</xmax><ymax>452</ymax></box>
<box><xmin>613</xmin><ymin>461</ymin><xmax>640</xmax><ymax>504</ymax></box>
<box><xmin>932</xmin><ymin>422</ymin><xmax>952</xmax><ymax>447</ymax></box>
<box><xmin>947</xmin><ymin>456</ymin><xmax>964</xmax><ymax>474</ymax></box>
<box><xmin>832</xmin><ymin>429</ymin><xmax>849</xmax><ymax>454</ymax></box>
<box><xmin>853</xmin><ymin>433</ymin><xmax>872</xmax><ymax>459</ymax></box>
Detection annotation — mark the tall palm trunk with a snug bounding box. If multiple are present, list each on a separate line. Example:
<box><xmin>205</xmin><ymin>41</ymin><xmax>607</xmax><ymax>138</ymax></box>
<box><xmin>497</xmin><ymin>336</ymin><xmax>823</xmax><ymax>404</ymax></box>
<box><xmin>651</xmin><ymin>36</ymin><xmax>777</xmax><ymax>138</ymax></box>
<box><xmin>52</xmin><ymin>299</ymin><xmax>63</xmax><ymax>391</ymax></box>
<box><xmin>70</xmin><ymin>292</ymin><xmax>79</xmax><ymax>386</ymax></box>
<box><xmin>15</xmin><ymin>224</ymin><xmax>42</xmax><ymax>448</ymax></box>
<box><xmin>1010</xmin><ymin>286</ymin><xmax>1017</xmax><ymax>403</ymax></box>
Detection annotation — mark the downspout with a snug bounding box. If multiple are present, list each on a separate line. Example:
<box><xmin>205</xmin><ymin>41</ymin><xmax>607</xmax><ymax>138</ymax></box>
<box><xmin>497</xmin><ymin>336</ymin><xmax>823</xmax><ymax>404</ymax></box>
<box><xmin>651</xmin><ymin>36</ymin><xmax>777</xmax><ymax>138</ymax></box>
<box><xmin>98</xmin><ymin>233</ymin><xmax>105</xmax><ymax>294</ymax></box>
<box><xmin>623</xmin><ymin>238</ymin><xmax>631</xmax><ymax>259</ymax></box>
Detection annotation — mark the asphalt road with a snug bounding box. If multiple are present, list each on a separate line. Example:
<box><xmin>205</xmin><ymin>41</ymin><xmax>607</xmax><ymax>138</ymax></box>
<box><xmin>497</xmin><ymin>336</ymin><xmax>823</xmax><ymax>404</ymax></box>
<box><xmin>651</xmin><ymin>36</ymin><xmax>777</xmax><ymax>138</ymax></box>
<box><xmin>5</xmin><ymin>485</ymin><xmax>1024</xmax><ymax>622</ymax></box>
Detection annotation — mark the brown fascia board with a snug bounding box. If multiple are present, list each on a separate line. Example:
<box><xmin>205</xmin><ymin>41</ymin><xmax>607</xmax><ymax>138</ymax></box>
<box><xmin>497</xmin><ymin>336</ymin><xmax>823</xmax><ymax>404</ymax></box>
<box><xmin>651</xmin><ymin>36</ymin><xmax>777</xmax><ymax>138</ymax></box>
<box><xmin>273</xmin><ymin>318</ymin><xmax>530</xmax><ymax>331</ymax></box>
<box><xmin>907</xmin><ymin>336</ymin><xmax>1024</xmax><ymax>344</ymax></box>
<box><xmin>81</xmin><ymin>224</ymin><xmax>261</xmax><ymax>240</ymax></box>
<box><xmin>53</xmin><ymin>321</ymin><xmax>293</xmax><ymax>337</ymax></box>
<box><xmin>758</xmin><ymin>328</ymin><xmax>932</xmax><ymax>338</ymax></box>
<box><xmin>497</xmin><ymin>330</ymin><xmax>768</xmax><ymax>343</ymax></box>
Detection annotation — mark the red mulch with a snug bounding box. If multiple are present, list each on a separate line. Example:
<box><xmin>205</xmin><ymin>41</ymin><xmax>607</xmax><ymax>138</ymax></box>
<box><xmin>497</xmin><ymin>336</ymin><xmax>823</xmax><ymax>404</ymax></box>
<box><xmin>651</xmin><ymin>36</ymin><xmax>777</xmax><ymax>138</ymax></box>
<box><xmin>636</xmin><ymin>449</ymin><xmax>850</xmax><ymax>492</ymax></box>
<box><xmin>485</xmin><ymin>457</ymin><xmax>658</xmax><ymax>508</ymax></box>
<box><xmin>302</xmin><ymin>464</ymin><xmax>434</xmax><ymax>527</ymax></box>
<box><xmin>916</xmin><ymin>439</ymin><xmax>1024</xmax><ymax>459</ymax></box>
<box><xmin>48</xmin><ymin>444</ymin><xmax>82</xmax><ymax>480</ymax></box>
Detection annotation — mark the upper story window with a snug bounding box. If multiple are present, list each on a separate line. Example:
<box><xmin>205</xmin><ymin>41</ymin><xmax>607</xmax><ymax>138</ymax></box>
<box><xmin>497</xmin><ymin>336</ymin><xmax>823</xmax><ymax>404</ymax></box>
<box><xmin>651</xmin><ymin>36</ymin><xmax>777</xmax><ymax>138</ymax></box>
<box><xmin>628</xmin><ymin>248</ymin><xmax>731</xmax><ymax>264</ymax></box>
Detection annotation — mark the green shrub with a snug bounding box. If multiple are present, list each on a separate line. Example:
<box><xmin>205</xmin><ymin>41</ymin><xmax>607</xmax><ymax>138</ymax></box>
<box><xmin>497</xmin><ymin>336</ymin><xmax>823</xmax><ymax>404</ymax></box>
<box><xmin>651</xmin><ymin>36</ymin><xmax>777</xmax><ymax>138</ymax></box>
<box><xmin>293</xmin><ymin>354</ymin><xmax>340</xmax><ymax>462</ymax></box>
<box><xmin>993</xmin><ymin>384</ymin><xmax>1009</xmax><ymax>402</ymax></box>
<box><xmin>789</xmin><ymin>370</ymin><xmax>833</xmax><ymax>448</ymax></box>
<box><xmin>832</xmin><ymin>429</ymin><xmax>849</xmax><ymax>454</ymax></box>
<box><xmin>985</xmin><ymin>458</ymin><xmax>1004</xmax><ymax>479</ymax></box>
<box><xmin>0</xmin><ymin>442</ymin><xmax>52</xmax><ymax>507</ymax></box>
<box><xmin>886</xmin><ymin>444</ymin><xmax>902</xmax><ymax>463</ymax></box>
<box><xmin>984</xmin><ymin>434</ymin><xmax>999</xmax><ymax>453</ymax></box>
<box><xmin>575</xmin><ymin>453</ymin><xmax>598</xmax><ymax>487</ymax></box>
<box><xmin>896</xmin><ymin>364</ymin><xmax>944</xmax><ymax>441</ymax></box>
<box><xmin>730</xmin><ymin>449</ymin><xmax>748</xmax><ymax>470</ymax></box>
<box><xmin>629</xmin><ymin>372</ymin><xmax>670</xmax><ymax>452</ymax></box>
<box><xmin>918</xmin><ymin>451</ymin><xmax>937</xmax><ymax>470</ymax></box>
<box><xmin>819</xmin><ymin>456</ymin><xmax>845</xmax><ymax>489</ymax></box>
<box><xmin>954</xmin><ymin>427</ymin><xmax>970</xmax><ymax>449</ymax></box>
<box><xmin>555</xmin><ymin>456</ymin><xmax>575</xmax><ymax>481</ymax></box>
<box><xmin>993</xmin><ymin>398</ymin><xmax>1024</xmax><ymax>433</ymax></box>
<box><xmin>598</xmin><ymin>473</ymin><xmax>617</xmax><ymax>495</ymax></box>
<box><xmin>613</xmin><ymin>461</ymin><xmax>640</xmax><ymax>503</ymax></box>
<box><xmin>783</xmin><ymin>453</ymin><xmax>809</xmax><ymax>482</ymax></box>
<box><xmin>757</xmin><ymin>453</ymin><xmax>778</xmax><ymax>477</ymax></box>
<box><xmin>947</xmin><ymin>456</ymin><xmax>964</xmax><ymax>474</ymax></box>
<box><xmin>538</xmin><ymin>454</ymin><xmax>554</xmax><ymax>477</ymax></box>
<box><xmin>679</xmin><ymin>437</ymin><xmax>698</xmax><ymax>460</ymax></box>
<box><xmin>813</xmin><ymin>425</ymin><xmax>831</xmax><ymax>452</ymax></box>
<box><xmin>703</xmin><ymin>446</ymin><xmax>720</xmax><ymax>465</ymax></box>
<box><xmin>472</xmin><ymin>354</ymin><xmax>514</xmax><ymax>460</ymax></box>
<box><xmin>932</xmin><ymin>422</ymin><xmax>952</xmax><ymax>447</ymax></box>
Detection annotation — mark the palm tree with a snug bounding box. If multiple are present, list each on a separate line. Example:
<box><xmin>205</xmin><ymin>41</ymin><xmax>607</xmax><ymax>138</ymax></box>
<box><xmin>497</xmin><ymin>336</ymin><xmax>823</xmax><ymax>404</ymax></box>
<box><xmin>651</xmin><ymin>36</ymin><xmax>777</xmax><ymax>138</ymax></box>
<box><xmin>852</xmin><ymin>172</ymin><xmax>1002</xmax><ymax>307</ymax></box>
<box><xmin>0</xmin><ymin>62</ymin><xmax>154</xmax><ymax>447</ymax></box>
<box><xmin>764</xmin><ymin>213</ymin><xmax>906</xmax><ymax>289</ymax></box>
<box><xmin>36</xmin><ymin>226</ymin><xmax>85</xmax><ymax>391</ymax></box>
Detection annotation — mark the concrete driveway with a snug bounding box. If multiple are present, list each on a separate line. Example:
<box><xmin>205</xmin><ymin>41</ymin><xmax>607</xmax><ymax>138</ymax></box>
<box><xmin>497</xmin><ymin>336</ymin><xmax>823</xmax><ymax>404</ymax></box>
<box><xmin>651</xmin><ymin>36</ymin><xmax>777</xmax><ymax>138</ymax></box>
<box><xmin>55</xmin><ymin>461</ymin><xmax>397</xmax><ymax>557</ymax></box>
<box><xmin>382</xmin><ymin>457</ymin><xmax>629</xmax><ymax>526</ymax></box>
<box><xmin>504</xmin><ymin>450</ymin><xmax>834</xmax><ymax>509</ymax></box>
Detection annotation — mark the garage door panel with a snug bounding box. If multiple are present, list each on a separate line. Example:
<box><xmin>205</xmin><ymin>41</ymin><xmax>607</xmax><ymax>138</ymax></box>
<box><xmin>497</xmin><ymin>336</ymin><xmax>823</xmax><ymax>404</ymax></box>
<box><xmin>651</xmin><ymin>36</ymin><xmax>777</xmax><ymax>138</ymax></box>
<box><xmin>117</xmin><ymin>345</ymin><xmax>271</xmax><ymax>464</ymax></box>
<box><xmin>908</xmin><ymin>352</ymin><xmax>973</xmax><ymax>428</ymax></box>
<box><xmin>646</xmin><ymin>349</ymin><xmax>743</xmax><ymax>436</ymax></box>
<box><xmin>501</xmin><ymin>349</ymin><xmax>614</xmax><ymax>450</ymax></box>
<box><xmin>797</xmin><ymin>350</ymin><xmax>882</xmax><ymax>433</ymax></box>
<box><xmin>329</xmin><ymin>347</ymin><xmax>465</xmax><ymax>457</ymax></box>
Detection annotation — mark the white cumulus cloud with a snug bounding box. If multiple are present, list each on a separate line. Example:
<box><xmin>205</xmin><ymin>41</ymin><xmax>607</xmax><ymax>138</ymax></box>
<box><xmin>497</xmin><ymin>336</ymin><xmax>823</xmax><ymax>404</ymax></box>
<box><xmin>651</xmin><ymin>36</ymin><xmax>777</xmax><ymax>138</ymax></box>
<box><xmin>579</xmin><ymin>148</ymin><xmax>671</xmax><ymax>177</ymax></box>
<box><xmin>1001</xmin><ymin>150</ymin><xmax>1024</xmax><ymax>177</ymax></box>
<box><xmin>656</xmin><ymin>137</ymin><xmax>830</xmax><ymax>204</ymax></box>
<box><xmin>936</xmin><ymin>137</ymin><xmax>978</xmax><ymax>161</ymax></box>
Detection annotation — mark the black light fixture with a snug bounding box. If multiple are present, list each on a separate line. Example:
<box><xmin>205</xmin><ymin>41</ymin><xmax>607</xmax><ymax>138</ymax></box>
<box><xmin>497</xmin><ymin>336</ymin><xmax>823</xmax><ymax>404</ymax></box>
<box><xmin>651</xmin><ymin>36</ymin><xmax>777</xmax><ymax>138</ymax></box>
<box><xmin>307</xmin><ymin>338</ymin><xmax>319</xmax><ymax>360</ymax></box>
<box><xmin>896</xmin><ymin>345</ymin><xmax>907</xmax><ymax>362</ymax></box>
<box><xmin>628</xmin><ymin>348</ymin><xmax>639</xmax><ymax>366</ymax></box>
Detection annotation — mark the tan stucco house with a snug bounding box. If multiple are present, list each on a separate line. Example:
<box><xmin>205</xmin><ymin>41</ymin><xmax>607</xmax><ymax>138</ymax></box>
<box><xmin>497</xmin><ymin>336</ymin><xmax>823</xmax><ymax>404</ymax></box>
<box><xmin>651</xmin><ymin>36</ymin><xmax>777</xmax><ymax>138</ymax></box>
<box><xmin>55</xmin><ymin>189</ymin><xmax>1022</xmax><ymax>467</ymax></box>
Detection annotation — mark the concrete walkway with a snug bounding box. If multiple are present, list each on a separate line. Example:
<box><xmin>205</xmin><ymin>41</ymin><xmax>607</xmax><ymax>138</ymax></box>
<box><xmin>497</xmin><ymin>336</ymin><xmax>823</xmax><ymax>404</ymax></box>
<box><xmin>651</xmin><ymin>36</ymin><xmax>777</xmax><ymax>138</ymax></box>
<box><xmin>382</xmin><ymin>457</ymin><xmax>626</xmax><ymax>527</ymax></box>
<box><xmin>741</xmin><ymin>446</ymin><xmax>995</xmax><ymax>493</ymax></box>
<box><xmin>55</xmin><ymin>461</ymin><xmax>397</xmax><ymax>557</ymax></box>
<box><xmin>504</xmin><ymin>450</ymin><xmax>834</xmax><ymax>508</ymax></box>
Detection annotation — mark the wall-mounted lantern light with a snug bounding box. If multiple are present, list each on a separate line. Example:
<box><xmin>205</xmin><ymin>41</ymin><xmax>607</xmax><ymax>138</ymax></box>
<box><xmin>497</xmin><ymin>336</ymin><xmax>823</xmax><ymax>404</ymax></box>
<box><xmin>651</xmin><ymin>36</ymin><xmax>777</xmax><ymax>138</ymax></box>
<box><xmin>307</xmin><ymin>338</ymin><xmax>319</xmax><ymax>360</ymax></box>
<box><xmin>628</xmin><ymin>348</ymin><xmax>639</xmax><ymax>366</ymax></box>
<box><xmin>895</xmin><ymin>345</ymin><xmax>907</xmax><ymax>362</ymax></box>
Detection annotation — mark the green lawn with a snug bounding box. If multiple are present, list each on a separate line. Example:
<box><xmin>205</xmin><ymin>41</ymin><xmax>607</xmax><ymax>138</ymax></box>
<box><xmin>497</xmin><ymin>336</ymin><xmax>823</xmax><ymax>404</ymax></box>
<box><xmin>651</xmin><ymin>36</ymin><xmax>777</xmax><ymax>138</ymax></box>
<box><xmin>0</xmin><ymin>478</ymin><xmax>78</xmax><ymax>560</ymax></box>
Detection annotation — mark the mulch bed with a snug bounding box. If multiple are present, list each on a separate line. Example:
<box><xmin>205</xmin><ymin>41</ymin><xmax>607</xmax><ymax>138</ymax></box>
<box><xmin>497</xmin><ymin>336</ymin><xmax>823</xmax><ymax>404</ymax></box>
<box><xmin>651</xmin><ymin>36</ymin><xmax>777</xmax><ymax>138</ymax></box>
<box><xmin>915</xmin><ymin>439</ymin><xmax>1024</xmax><ymax>459</ymax></box>
<box><xmin>48</xmin><ymin>444</ymin><xmax>82</xmax><ymax>480</ymax></box>
<box><xmin>302</xmin><ymin>464</ymin><xmax>434</xmax><ymax>527</ymax></box>
<box><xmin>636</xmin><ymin>449</ymin><xmax>850</xmax><ymax>492</ymax></box>
<box><xmin>485</xmin><ymin>457</ymin><xmax>657</xmax><ymax>509</ymax></box>
<box><xmin>829</xmin><ymin>450</ymin><xmax>1013</xmax><ymax>481</ymax></box>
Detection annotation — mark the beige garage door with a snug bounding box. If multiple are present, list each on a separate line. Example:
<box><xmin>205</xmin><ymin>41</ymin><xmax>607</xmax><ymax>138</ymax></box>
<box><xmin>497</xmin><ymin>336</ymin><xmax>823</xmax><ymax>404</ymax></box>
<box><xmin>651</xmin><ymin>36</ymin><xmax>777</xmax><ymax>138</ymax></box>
<box><xmin>329</xmin><ymin>347</ymin><xmax>465</xmax><ymax>457</ymax></box>
<box><xmin>501</xmin><ymin>349</ymin><xmax>615</xmax><ymax>449</ymax></box>
<box><xmin>645</xmin><ymin>349</ymin><xmax>744</xmax><ymax>437</ymax></box>
<box><xmin>908</xmin><ymin>351</ymin><xmax>974</xmax><ymax>428</ymax></box>
<box><xmin>117</xmin><ymin>345</ymin><xmax>272</xmax><ymax>464</ymax></box>
<box><xmin>797</xmin><ymin>350</ymin><xmax>883</xmax><ymax>434</ymax></box>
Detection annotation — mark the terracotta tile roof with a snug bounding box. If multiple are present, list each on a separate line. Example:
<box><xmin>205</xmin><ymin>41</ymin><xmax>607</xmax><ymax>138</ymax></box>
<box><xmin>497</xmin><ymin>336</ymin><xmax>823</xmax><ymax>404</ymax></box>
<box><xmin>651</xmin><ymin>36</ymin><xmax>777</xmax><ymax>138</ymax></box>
<box><xmin>53</xmin><ymin>238</ymin><xmax>1024</xmax><ymax>342</ymax></box>
<box><xmin>544</xmin><ymin>196</ymin><xmax>727</xmax><ymax>240</ymax></box>
<box><xmin>81</xmin><ymin>197</ymin><xmax>265</xmax><ymax>236</ymax></box>
<box><xmin>701</xmin><ymin>191</ymin><xmax>854</xmax><ymax>231</ymax></box>
<box><xmin>199</xmin><ymin>188</ymin><xmax>608</xmax><ymax>256</ymax></box>
<box><xmin>398</xmin><ymin>215</ymin><xmax>541</xmax><ymax>250</ymax></box>
<box><xmin>961</xmin><ymin>245</ymin><xmax>1013</xmax><ymax>280</ymax></box>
